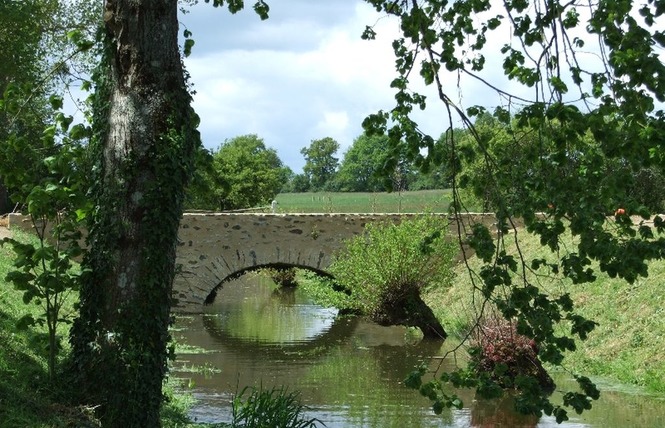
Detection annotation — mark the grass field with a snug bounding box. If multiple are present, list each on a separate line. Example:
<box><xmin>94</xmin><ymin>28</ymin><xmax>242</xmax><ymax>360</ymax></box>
<box><xmin>274</xmin><ymin>189</ymin><xmax>453</xmax><ymax>213</ymax></box>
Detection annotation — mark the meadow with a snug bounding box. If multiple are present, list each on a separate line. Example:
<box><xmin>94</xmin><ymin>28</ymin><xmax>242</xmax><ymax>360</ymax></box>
<box><xmin>274</xmin><ymin>189</ymin><xmax>452</xmax><ymax>213</ymax></box>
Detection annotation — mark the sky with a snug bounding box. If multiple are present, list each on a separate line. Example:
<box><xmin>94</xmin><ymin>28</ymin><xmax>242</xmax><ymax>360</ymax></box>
<box><xmin>178</xmin><ymin>0</ymin><xmax>491</xmax><ymax>173</ymax></box>
<box><xmin>178</xmin><ymin>0</ymin><xmax>630</xmax><ymax>174</ymax></box>
<box><xmin>59</xmin><ymin>1</ymin><xmax>660</xmax><ymax>174</ymax></box>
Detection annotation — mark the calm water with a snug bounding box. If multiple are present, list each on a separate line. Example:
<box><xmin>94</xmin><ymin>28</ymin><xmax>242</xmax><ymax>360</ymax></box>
<box><xmin>171</xmin><ymin>274</ymin><xmax>665</xmax><ymax>427</ymax></box>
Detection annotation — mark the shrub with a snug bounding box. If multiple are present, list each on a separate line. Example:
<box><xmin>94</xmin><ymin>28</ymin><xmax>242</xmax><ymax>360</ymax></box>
<box><xmin>263</xmin><ymin>267</ymin><xmax>298</xmax><ymax>288</ymax></box>
<box><xmin>328</xmin><ymin>215</ymin><xmax>457</xmax><ymax>317</ymax></box>
<box><xmin>301</xmin><ymin>215</ymin><xmax>457</xmax><ymax>338</ymax></box>
<box><xmin>231</xmin><ymin>385</ymin><xmax>323</xmax><ymax>428</ymax></box>
<box><xmin>470</xmin><ymin>314</ymin><xmax>554</xmax><ymax>391</ymax></box>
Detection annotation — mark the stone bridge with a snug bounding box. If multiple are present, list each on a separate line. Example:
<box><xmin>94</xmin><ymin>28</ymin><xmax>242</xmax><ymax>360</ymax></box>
<box><xmin>8</xmin><ymin>212</ymin><xmax>498</xmax><ymax>313</ymax></box>
<box><xmin>175</xmin><ymin>213</ymin><xmax>416</xmax><ymax>312</ymax></box>
<box><xmin>173</xmin><ymin>212</ymin><xmax>499</xmax><ymax>312</ymax></box>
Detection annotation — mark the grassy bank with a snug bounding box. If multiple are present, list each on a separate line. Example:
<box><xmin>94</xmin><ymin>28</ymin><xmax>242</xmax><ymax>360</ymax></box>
<box><xmin>424</xmin><ymin>228</ymin><xmax>665</xmax><ymax>394</ymax></box>
<box><xmin>0</xmin><ymin>229</ymin><xmax>90</xmax><ymax>427</ymax></box>
<box><xmin>0</xmin><ymin>229</ymin><xmax>206</xmax><ymax>427</ymax></box>
<box><xmin>275</xmin><ymin>189</ymin><xmax>452</xmax><ymax>213</ymax></box>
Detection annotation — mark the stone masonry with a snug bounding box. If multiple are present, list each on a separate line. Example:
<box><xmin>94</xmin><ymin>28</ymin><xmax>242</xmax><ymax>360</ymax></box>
<box><xmin>174</xmin><ymin>213</ymin><xmax>416</xmax><ymax>312</ymax></box>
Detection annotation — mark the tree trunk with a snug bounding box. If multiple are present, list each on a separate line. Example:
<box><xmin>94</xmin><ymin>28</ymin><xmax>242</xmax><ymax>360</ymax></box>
<box><xmin>0</xmin><ymin>179</ymin><xmax>7</xmax><ymax>214</ymax></box>
<box><xmin>373</xmin><ymin>289</ymin><xmax>447</xmax><ymax>340</ymax></box>
<box><xmin>69</xmin><ymin>1</ymin><xmax>198</xmax><ymax>426</ymax></box>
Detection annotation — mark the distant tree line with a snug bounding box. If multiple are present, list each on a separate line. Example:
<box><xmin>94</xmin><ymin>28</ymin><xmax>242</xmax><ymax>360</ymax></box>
<box><xmin>284</xmin><ymin>133</ymin><xmax>451</xmax><ymax>193</ymax></box>
<box><xmin>185</xmin><ymin>132</ymin><xmax>454</xmax><ymax>211</ymax></box>
<box><xmin>185</xmin><ymin>117</ymin><xmax>665</xmax><ymax>213</ymax></box>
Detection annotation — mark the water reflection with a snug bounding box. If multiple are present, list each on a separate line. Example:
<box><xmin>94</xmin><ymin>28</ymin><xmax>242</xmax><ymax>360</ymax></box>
<box><xmin>172</xmin><ymin>273</ymin><xmax>665</xmax><ymax>427</ymax></box>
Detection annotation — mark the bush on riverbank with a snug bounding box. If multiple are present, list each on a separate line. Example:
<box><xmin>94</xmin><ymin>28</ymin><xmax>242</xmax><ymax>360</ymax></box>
<box><xmin>303</xmin><ymin>215</ymin><xmax>458</xmax><ymax>339</ymax></box>
<box><xmin>0</xmin><ymin>230</ymin><xmax>204</xmax><ymax>427</ymax></box>
<box><xmin>0</xmin><ymin>230</ymin><xmax>100</xmax><ymax>427</ymax></box>
<box><xmin>470</xmin><ymin>314</ymin><xmax>554</xmax><ymax>391</ymax></box>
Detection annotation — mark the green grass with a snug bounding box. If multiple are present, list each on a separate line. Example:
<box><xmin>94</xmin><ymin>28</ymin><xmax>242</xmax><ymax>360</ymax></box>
<box><xmin>0</xmin><ymin>229</ymin><xmax>99</xmax><ymax>427</ymax></box>
<box><xmin>0</xmin><ymin>229</ymin><xmax>210</xmax><ymax>427</ymax></box>
<box><xmin>424</xmin><ymin>228</ymin><xmax>665</xmax><ymax>394</ymax></box>
<box><xmin>275</xmin><ymin>189</ymin><xmax>452</xmax><ymax>213</ymax></box>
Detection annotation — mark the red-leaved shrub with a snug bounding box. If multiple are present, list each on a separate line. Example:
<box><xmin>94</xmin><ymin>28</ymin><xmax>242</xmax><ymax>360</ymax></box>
<box><xmin>470</xmin><ymin>315</ymin><xmax>554</xmax><ymax>391</ymax></box>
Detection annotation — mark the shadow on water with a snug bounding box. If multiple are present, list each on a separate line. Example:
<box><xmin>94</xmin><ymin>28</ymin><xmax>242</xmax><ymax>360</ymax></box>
<box><xmin>171</xmin><ymin>274</ymin><xmax>665</xmax><ymax>428</ymax></box>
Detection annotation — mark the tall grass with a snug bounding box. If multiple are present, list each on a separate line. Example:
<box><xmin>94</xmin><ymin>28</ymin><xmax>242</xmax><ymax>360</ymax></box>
<box><xmin>231</xmin><ymin>385</ymin><xmax>324</xmax><ymax>428</ymax></box>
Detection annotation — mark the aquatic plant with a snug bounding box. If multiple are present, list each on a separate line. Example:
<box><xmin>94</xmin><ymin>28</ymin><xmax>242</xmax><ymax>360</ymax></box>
<box><xmin>231</xmin><ymin>384</ymin><xmax>324</xmax><ymax>428</ymax></box>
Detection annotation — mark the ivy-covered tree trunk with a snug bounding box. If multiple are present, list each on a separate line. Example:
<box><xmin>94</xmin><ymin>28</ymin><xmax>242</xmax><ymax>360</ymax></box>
<box><xmin>70</xmin><ymin>1</ymin><xmax>198</xmax><ymax>426</ymax></box>
<box><xmin>0</xmin><ymin>180</ymin><xmax>7</xmax><ymax>214</ymax></box>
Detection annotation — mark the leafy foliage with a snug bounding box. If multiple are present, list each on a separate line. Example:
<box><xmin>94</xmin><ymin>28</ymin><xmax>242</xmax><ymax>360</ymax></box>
<box><xmin>333</xmin><ymin>133</ymin><xmax>389</xmax><ymax>192</ymax></box>
<box><xmin>0</xmin><ymin>0</ymin><xmax>99</xmax><ymax>212</ymax></box>
<box><xmin>306</xmin><ymin>215</ymin><xmax>456</xmax><ymax>337</ymax></box>
<box><xmin>300</xmin><ymin>137</ymin><xmax>340</xmax><ymax>192</ymax></box>
<box><xmin>0</xmin><ymin>96</ymin><xmax>90</xmax><ymax>382</ymax></box>
<box><xmin>333</xmin><ymin>132</ymin><xmax>421</xmax><ymax>192</ymax></box>
<box><xmin>204</xmin><ymin>134</ymin><xmax>291</xmax><ymax>211</ymax></box>
<box><xmin>231</xmin><ymin>385</ymin><xmax>323</xmax><ymax>428</ymax></box>
<box><xmin>263</xmin><ymin>267</ymin><xmax>298</xmax><ymax>288</ymax></box>
<box><xmin>361</xmin><ymin>0</ymin><xmax>665</xmax><ymax>420</ymax></box>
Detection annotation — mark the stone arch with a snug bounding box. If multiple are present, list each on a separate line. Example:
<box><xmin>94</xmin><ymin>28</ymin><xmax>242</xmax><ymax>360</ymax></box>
<box><xmin>170</xmin><ymin>212</ymin><xmax>488</xmax><ymax>312</ymax></box>
<box><xmin>172</xmin><ymin>213</ymin><xmax>386</xmax><ymax>313</ymax></box>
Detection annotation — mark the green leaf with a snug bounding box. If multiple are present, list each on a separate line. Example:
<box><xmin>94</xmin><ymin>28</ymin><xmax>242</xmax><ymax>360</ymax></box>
<box><xmin>184</xmin><ymin>38</ymin><xmax>195</xmax><ymax>58</ymax></box>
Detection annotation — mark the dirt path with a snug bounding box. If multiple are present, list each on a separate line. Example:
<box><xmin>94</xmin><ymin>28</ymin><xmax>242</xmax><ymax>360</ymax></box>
<box><xmin>0</xmin><ymin>226</ymin><xmax>11</xmax><ymax>240</ymax></box>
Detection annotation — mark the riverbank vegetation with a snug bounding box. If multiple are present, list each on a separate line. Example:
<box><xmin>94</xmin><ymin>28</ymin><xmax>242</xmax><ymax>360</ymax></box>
<box><xmin>302</xmin><ymin>215</ymin><xmax>457</xmax><ymax>338</ymax></box>
<box><xmin>3</xmin><ymin>210</ymin><xmax>665</xmax><ymax>426</ymax></box>
<box><xmin>277</xmin><ymin>191</ymin><xmax>665</xmax><ymax>394</ymax></box>
<box><xmin>0</xmin><ymin>229</ymin><xmax>319</xmax><ymax>427</ymax></box>
<box><xmin>424</xmin><ymin>227</ymin><xmax>665</xmax><ymax>395</ymax></box>
<box><xmin>0</xmin><ymin>230</ymin><xmax>199</xmax><ymax>427</ymax></box>
<box><xmin>0</xmin><ymin>230</ymin><xmax>97</xmax><ymax>427</ymax></box>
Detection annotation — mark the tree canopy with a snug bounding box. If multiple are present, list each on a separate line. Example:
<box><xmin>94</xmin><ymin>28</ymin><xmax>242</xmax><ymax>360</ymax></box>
<box><xmin>211</xmin><ymin>134</ymin><xmax>290</xmax><ymax>210</ymax></box>
<box><xmin>300</xmin><ymin>137</ymin><xmax>340</xmax><ymax>191</ymax></box>
<box><xmin>334</xmin><ymin>133</ymin><xmax>388</xmax><ymax>192</ymax></box>
<box><xmin>0</xmin><ymin>0</ymin><xmax>99</xmax><ymax>212</ymax></box>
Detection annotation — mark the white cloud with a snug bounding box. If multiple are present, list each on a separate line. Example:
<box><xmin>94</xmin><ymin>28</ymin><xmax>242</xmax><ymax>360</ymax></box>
<box><xmin>315</xmin><ymin>110</ymin><xmax>350</xmax><ymax>139</ymax></box>
<box><xmin>180</xmin><ymin>1</ymin><xmax>574</xmax><ymax>172</ymax></box>
<box><xmin>181</xmin><ymin>1</ymin><xmax>404</xmax><ymax>171</ymax></box>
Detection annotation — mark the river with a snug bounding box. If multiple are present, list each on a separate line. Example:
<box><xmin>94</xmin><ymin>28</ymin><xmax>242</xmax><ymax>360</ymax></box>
<box><xmin>171</xmin><ymin>273</ymin><xmax>665</xmax><ymax>427</ymax></box>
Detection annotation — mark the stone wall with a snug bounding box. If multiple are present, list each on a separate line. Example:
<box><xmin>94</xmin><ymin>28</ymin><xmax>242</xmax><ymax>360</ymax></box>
<box><xmin>173</xmin><ymin>213</ymin><xmax>501</xmax><ymax>312</ymax></box>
